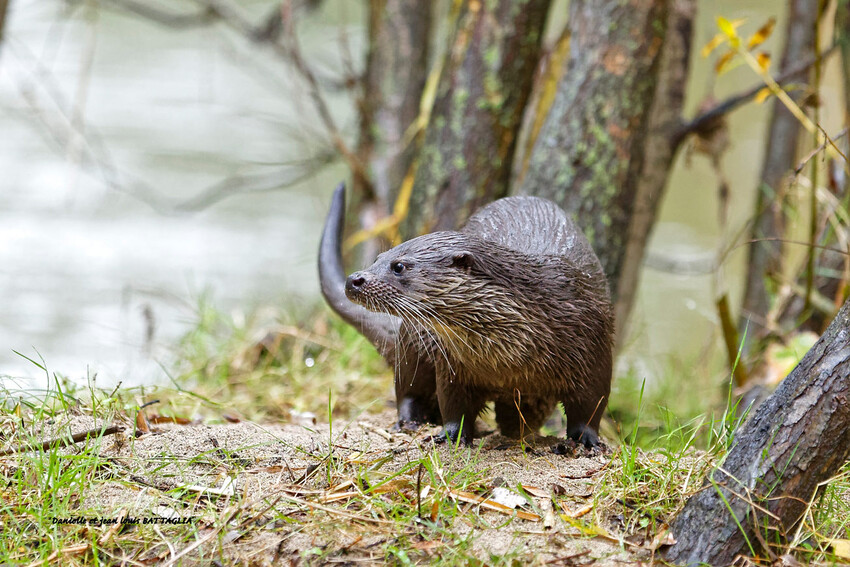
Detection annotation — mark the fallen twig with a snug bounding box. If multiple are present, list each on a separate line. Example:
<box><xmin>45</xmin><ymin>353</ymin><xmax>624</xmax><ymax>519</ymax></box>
<box><xmin>25</xmin><ymin>544</ymin><xmax>89</xmax><ymax>567</ymax></box>
<box><xmin>448</xmin><ymin>489</ymin><xmax>541</xmax><ymax>522</ymax></box>
<box><xmin>0</xmin><ymin>425</ymin><xmax>121</xmax><ymax>457</ymax></box>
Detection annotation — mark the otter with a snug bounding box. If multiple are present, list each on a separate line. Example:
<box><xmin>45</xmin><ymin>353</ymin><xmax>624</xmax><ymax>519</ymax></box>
<box><xmin>318</xmin><ymin>183</ymin><xmax>613</xmax><ymax>447</ymax></box>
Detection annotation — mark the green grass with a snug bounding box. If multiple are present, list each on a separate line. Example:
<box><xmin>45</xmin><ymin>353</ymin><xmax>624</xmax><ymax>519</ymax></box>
<box><xmin>166</xmin><ymin>295</ymin><xmax>392</xmax><ymax>422</ymax></box>
<box><xmin>1</xmin><ymin>299</ymin><xmax>848</xmax><ymax>565</ymax></box>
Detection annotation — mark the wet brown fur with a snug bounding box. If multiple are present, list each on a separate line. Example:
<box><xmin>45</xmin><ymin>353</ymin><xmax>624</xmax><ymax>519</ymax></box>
<box><xmin>344</xmin><ymin>196</ymin><xmax>614</xmax><ymax>447</ymax></box>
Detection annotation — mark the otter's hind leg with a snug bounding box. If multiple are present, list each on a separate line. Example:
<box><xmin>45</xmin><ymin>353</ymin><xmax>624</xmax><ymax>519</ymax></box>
<box><xmin>494</xmin><ymin>395</ymin><xmax>557</xmax><ymax>438</ymax></box>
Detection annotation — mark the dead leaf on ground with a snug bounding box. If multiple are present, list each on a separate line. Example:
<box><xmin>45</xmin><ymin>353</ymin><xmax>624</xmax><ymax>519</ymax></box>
<box><xmin>830</xmin><ymin>539</ymin><xmax>850</xmax><ymax>559</ymax></box>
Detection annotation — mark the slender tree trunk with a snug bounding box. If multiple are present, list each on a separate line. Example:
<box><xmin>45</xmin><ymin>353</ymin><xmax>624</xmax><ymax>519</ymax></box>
<box><xmin>516</xmin><ymin>0</ymin><xmax>669</xmax><ymax>311</ymax></box>
<box><xmin>779</xmin><ymin>1</ymin><xmax>850</xmax><ymax>332</ymax></box>
<box><xmin>354</xmin><ymin>0</ymin><xmax>432</xmax><ymax>261</ymax></box>
<box><xmin>839</xmin><ymin>0</ymin><xmax>850</xmax><ymax>119</ymax></box>
<box><xmin>740</xmin><ymin>0</ymin><xmax>818</xmax><ymax>338</ymax></box>
<box><xmin>401</xmin><ymin>0</ymin><xmax>550</xmax><ymax>237</ymax></box>
<box><xmin>666</xmin><ymin>297</ymin><xmax>850</xmax><ymax>566</ymax></box>
<box><xmin>611</xmin><ymin>0</ymin><xmax>695</xmax><ymax>342</ymax></box>
<box><xmin>0</xmin><ymin>0</ymin><xmax>9</xmax><ymax>45</ymax></box>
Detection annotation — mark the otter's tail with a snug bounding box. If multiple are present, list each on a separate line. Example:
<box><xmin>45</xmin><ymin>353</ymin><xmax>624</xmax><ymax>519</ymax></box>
<box><xmin>319</xmin><ymin>183</ymin><xmax>399</xmax><ymax>354</ymax></box>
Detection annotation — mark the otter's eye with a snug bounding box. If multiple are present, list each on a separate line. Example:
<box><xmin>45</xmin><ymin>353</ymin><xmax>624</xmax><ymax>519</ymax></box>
<box><xmin>391</xmin><ymin>261</ymin><xmax>406</xmax><ymax>275</ymax></box>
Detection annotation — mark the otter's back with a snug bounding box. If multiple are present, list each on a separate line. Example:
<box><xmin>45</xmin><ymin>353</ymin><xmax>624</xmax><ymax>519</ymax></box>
<box><xmin>461</xmin><ymin>196</ymin><xmax>599</xmax><ymax>270</ymax></box>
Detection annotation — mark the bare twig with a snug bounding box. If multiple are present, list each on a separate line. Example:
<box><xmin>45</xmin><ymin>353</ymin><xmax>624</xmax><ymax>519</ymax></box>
<box><xmin>674</xmin><ymin>42</ymin><xmax>839</xmax><ymax>145</ymax></box>
<box><xmin>804</xmin><ymin>11</ymin><xmax>825</xmax><ymax>315</ymax></box>
<box><xmin>0</xmin><ymin>424</ymin><xmax>121</xmax><ymax>457</ymax></box>
<box><xmin>173</xmin><ymin>151</ymin><xmax>338</xmax><ymax>211</ymax></box>
<box><xmin>161</xmin><ymin>505</ymin><xmax>240</xmax><ymax>567</ymax></box>
<box><xmin>7</xmin><ymin>40</ymin><xmax>170</xmax><ymax>212</ymax></box>
<box><xmin>99</xmin><ymin>0</ymin><xmax>371</xmax><ymax>194</ymax></box>
<box><xmin>107</xmin><ymin>0</ymin><xmax>217</xmax><ymax>29</ymax></box>
<box><xmin>795</xmin><ymin>127</ymin><xmax>850</xmax><ymax>175</ymax></box>
<box><xmin>133</xmin><ymin>0</ymin><xmax>364</xmax><ymax>181</ymax></box>
<box><xmin>67</xmin><ymin>3</ymin><xmax>100</xmax><ymax>185</ymax></box>
<box><xmin>24</xmin><ymin>544</ymin><xmax>89</xmax><ymax>567</ymax></box>
<box><xmin>252</xmin><ymin>2</ymin><xmax>285</xmax><ymax>42</ymax></box>
<box><xmin>716</xmin><ymin>294</ymin><xmax>748</xmax><ymax>387</ymax></box>
<box><xmin>7</xmin><ymin>39</ymin><xmax>335</xmax><ymax>214</ymax></box>
<box><xmin>735</xmin><ymin>237</ymin><xmax>850</xmax><ymax>257</ymax></box>
<box><xmin>278</xmin><ymin>0</ymin><xmax>372</xmax><ymax>196</ymax></box>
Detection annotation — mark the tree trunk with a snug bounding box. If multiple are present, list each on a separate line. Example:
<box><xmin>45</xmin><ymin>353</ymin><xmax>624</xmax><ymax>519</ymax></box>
<box><xmin>401</xmin><ymin>0</ymin><xmax>550</xmax><ymax>237</ymax></box>
<box><xmin>666</xmin><ymin>297</ymin><xmax>850</xmax><ymax>566</ymax></box>
<box><xmin>516</xmin><ymin>0</ymin><xmax>669</xmax><ymax>311</ymax></box>
<box><xmin>354</xmin><ymin>0</ymin><xmax>432</xmax><ymax>261</ymax></box>
<box><xmin>740</xmin><ymin>0</ymin><xmax>818</xmax><ymax>338</ymax></box>
<box><xmin>779</xmin><ymin>2</ymin><xmax>850</xmax><ymax>333</ymax></box>
<box><xmin>0</xmin><ymin>0</ymin><xmax>9</xmax><ymax>45</ymax></box>
<box><xmin>609</xmin><ymin>0</ymin><xmax>695</xmax><ymax>342</ymax></box>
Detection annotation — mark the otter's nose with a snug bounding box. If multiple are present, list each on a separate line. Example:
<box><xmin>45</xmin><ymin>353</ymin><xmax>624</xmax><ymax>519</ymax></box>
<box><xmin>345</xmin><ymin>271</ymin><xmax>368</xmax><ymax>294</ymax></box>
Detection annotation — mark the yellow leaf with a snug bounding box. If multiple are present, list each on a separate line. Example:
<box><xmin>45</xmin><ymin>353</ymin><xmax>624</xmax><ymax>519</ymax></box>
<box><xmin>747</xmin><ymin>17</ymin><xmax>776</xmax><ymax>50</ymax></box>
<box><xmin>715</xmin><ymin>50</ymin><xmax>736</xmax><ymax>74</ymax></box>
<box><xmin>701</xmin><ymin>33</ymin><xmax>726</xmax><ymax>58</ymax></box>
<box><xmin>831</xmin><ymin>539</ymin><xmax>850</xmax><ymax>559</ymax></box>
<box><xmin>756</xmin><ymin>52</ymin><xmax>771</xmax><ymax>73</ymax></box>
<box><xmin>717</xmin><ymin>16</ymin><xmax>736</xmax><ymax>37</ymax></box>
<box><xmin>754</xmin><ymin>87</ymin><xmax>772</xmax><ymax>104</ymax></box>
<box><xmin>717</xmin><ymin>16</ymin><xmax>744</xmax><ymax>48</ymax></box>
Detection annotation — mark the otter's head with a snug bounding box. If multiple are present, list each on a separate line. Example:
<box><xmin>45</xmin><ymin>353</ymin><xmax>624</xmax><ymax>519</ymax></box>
<box><xmin>344</xmin><ymin>231</ymin><xmax>479</xmax><ymax>322</ymax></box>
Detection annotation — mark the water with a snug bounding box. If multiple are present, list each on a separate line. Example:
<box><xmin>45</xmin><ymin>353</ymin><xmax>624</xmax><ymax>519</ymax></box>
<box><xmin>0</xmin><ymin>0</ymin><xmax>827</xmax><ymax>391</ymax></box>
<box><xmin>0</xmin><ymin>0</ymin><xmax>359</xmax><ymax>385</ymax></box>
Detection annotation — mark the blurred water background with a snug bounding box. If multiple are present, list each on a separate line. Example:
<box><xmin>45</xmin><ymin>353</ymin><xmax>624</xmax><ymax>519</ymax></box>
<box><xmin>0</xmin><ymin>0</ymin><xmax>842</xmax><ymax>390</ymax></box>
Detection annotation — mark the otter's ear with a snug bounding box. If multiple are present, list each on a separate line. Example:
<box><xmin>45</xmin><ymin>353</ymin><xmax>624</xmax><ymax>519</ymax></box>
<box><xmin>450</xmin><ymin>251</ymin><xmax>474</xmax><ymax>272</ymax></box>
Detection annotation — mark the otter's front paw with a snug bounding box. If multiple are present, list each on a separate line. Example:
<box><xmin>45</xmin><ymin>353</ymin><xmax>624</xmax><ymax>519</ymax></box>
<box><xmin>566</xmin><ymin>423</ymin><xmax>603</xmax><ymax>449</ymax></box>
<box><xmin>442</xmin><ymin>420</ymin><xmax>474</xmax><ymax>446</ymax></box>
<box><xmin>397</xmin><ymin>397</ymin><xmax>439</xmax><ymax>427</ymax></box>
<box><xmin>392</xmin><ymin>419</ymin><xmax>423</xmax><ymax>433</ymax></box>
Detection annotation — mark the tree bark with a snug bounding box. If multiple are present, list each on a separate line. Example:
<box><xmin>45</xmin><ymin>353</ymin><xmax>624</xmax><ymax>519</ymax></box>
<box><xmin>357</xmin><ymin>0</ymin><xmax>431</xmax><ymax>207</ymax></box>
<box><xmin>740</xmin><ymin>0</ymin><xmax>818</xmax><ymax>338</ymax></box>
<box><xmin>666</xmin><ymin>297</ymin><xmax>850</xmax><ymax>566</ymax></box>
<box><xmin>779</xmin><ymin>2</ymin><xmax>850</xmax><ymax>333</ymax></box>
<box><xmin>401</xmin><ymin>0</ymin><xmax>550</xmax><ymax>237</ymax></box>
<box><xmin>354</xmin><ymin>0</ymin><xmax>432</xmax><ymax>261</ymax></box>
<box><xmin>609</xmin><ymin>0</ymin><xmax>695</xmax><ymax>342</ymax></box>
<box><xmin>0</xmin><ymin>0</ymin><xmax>9</xmax><ymax>45</ymax></box>
<box><xmin>516</xmin><ymin>0</ymin><xmax>669</xmax><ymax>308</ymax></box>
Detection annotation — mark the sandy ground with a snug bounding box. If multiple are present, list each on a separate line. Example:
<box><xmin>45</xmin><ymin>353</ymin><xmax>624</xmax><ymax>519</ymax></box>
<box><xmin>14</xmin><ymin>411</ymin><xmax>666</xmax><ymax>565</ymax></box>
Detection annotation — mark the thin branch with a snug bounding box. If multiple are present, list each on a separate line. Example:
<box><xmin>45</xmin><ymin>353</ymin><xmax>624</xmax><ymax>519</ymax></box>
<box><xmin>7</xmin><ymin>41</ymin><xmax>334</xmax><ymax>214</ymax></box>
<box><xmin>735</xmin><ymin>237</ymin><xmax>850</xmax><ymax>257</ymax></box>
<box><xmin>67</xmin><ymin>3</ymin><xmax>100</xmax><ymax>186</ymax></box>
<box><xmin>278</xmin><ymin>0</ymin><xmax>373</xmax><ymax>196</ymax></box>
<box><xmin>252</xmin><ymin>2</ymin><xmax>285</xmax><ymax>42</ymax></box>
<box><xmin>795</xmin><ymin>126</ymin><xmax>849</xmax><ymax>174</ymax></box>
<box><xmin>173</xmin><ymin>151</ymin><xmax>338</xmax><ymax>212</ymax></box>
<box><xmin>108</xmin><ymin>0</ymin><xmax>217</xmax><ymax>29</ymax></box>
<box><xmin>100</xmin><ymin>0</ymin><xmax>372</xmax><ymax>194</ymax></box>
<box><xmin>717</xmin><ymin>294</ymin><xmax>749</xmax><ymax>386</ymax></box>
<box><xmin>674</xmin><ymin>42</ymin><xmax>840</xmax><ymax>145</ymax></box>
<box><xmin>7</xmin><ymin>40</ymin><xmax>170</xmax><ymax>212</ymax></box>
<box><xmin>0</xmin><ymin>425</ymin><xmax>121</xmax><ymax>457</ymax></box>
